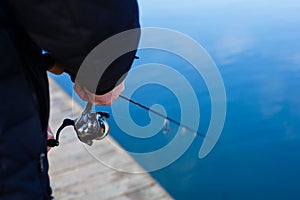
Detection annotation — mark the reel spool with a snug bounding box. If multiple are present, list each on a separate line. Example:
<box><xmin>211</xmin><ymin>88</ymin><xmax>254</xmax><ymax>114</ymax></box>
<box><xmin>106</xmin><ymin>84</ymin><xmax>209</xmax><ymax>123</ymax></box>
<box><xmin>75</xmin><ymin>103</ymin><xmax>110</xmax><ymax>145</ymax></box>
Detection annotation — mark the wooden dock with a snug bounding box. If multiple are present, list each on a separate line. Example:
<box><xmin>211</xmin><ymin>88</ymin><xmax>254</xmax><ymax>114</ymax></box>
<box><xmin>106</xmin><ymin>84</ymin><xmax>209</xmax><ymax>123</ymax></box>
<box><xmin>48</xmin><ymin>78</ymin><xmax>173</xmax><ymax>200</ymax></box>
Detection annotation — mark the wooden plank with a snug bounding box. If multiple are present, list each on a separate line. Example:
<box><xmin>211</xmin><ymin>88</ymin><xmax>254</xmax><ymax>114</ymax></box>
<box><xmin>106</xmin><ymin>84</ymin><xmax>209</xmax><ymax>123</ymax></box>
<box><xmin>124</xmin><ymin>184</ymin><xmax>171</xmax><ymax>200</ymax></box>
<box><xmin>48</xmin><ymin>78</ymin><xmax>173</xmax><ymax>200</ymax></box>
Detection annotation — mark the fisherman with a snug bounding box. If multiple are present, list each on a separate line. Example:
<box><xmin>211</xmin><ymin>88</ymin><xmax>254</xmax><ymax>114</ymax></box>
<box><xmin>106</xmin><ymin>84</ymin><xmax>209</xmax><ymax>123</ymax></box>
<box><xmin>0</xmin><ymin>1</ymin><xmax>140</xmax><ymax>199</ymax></box>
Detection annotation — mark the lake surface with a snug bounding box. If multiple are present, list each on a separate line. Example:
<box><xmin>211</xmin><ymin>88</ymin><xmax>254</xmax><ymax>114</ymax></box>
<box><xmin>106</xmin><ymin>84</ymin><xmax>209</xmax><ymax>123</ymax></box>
<box><xmin>51</xmin><ymin>0</ymin><xmax>300</xmax><ymax>199</ymax></box>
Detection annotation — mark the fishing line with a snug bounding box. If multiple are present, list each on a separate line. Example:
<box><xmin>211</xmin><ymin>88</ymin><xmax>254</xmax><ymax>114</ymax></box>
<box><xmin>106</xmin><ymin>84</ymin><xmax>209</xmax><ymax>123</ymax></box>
<box><xmin>119</xmin><ymin>95</ymin><xmax>204</xmax><ymax>138</ymax></box>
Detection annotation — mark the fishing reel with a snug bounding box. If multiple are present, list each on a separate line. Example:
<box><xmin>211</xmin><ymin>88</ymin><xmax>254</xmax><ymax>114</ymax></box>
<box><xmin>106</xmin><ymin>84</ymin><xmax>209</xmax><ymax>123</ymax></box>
<box><xmin>74</xmin><ymin>103</ymin><xmax>110</xmax><ymax>145</ymax></box>
<box><xmin>47</xmin><ymin>103</ymin><xmax>110</xmax><ymax>147</ymax></box>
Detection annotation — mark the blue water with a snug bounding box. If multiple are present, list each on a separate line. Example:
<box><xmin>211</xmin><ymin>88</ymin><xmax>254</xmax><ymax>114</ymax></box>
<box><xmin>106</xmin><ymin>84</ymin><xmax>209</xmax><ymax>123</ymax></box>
<box><xmin>50</xmin><ymin>0</ymin><xmax>300</xmax><ymax>199</ymax></box>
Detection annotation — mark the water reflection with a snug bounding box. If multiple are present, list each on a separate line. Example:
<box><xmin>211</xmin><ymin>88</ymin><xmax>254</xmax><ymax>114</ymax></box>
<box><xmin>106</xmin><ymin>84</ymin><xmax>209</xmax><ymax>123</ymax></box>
<box><xmin>135</xmin><ymin>0</ymin><xmax>300</xmax><ymax>199</ymax></box>
<box><xmin>162</xmin><ymin>118</ymin><xmax>170</xmax><ymax>134</ymax></box>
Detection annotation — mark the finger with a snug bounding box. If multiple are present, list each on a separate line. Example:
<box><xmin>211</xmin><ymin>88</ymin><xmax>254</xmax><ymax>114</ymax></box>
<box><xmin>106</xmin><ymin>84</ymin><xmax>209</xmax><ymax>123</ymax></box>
<box><xmin>47</xmin><ymin>126</ymin><xmax>54</xmax><ymax>153</ymax></box>
<box><xmin>92</xmin><ymin>92</ymin><xmax>112</xmax><ymax>106</ymax></box>
<box><xmin>95</xmin><ymin>82</ymin><xmax>125</xmax><ymax>105</ymax></box>
<box><xmin>80</xmin><ymin>81</ymin><xmax>125</xmax><ymax>106</ymax></box>
<box><xmin>110</xmin><ymin>82</ymin><xmax>125</xmax><ymax>102</ymax></box>
<box><xmin>82</xmin><ymin>87</ymin><xmax>98</xmax><ymax>103</ymax></box>
<box><xmin>83</xmin><ymin>87</ymin><xmax>112</xmax><ymax>106</ymax></box>
<box><xmin>74</xmin><ymin>83</ymin><xmax>89</xmax><ymax>102</ymax></box>
<box><xmin>47</xmin><ymin>126</ymin><xmax>54</xmax><ymax>139</ymax></box>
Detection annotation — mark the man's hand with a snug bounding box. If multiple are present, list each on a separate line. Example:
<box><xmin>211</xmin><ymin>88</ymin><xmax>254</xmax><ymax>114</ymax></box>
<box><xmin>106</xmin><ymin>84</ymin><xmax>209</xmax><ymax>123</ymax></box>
<box><xmin>74</xmin><ymin>81</ymin><xmax>125</xmax><ymax>106</ymax></box>
<box><xmin>48</xmin><ymin>63</ymin><xmax>125</xmax><ymax>106</ymax></box>
<box><xmin>48</xmin><ymin>63</ymin><xmax>64</xmax><ymax>75</ymax></box>
<box><xmin>47</xmin><ymin>126</ymin><xmax>54</xmax><ymax>152</ymax></box>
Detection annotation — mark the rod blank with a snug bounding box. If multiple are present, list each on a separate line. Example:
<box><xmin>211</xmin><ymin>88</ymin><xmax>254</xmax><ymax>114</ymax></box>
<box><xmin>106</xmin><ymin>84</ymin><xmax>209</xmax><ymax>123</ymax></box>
<box><xmin>119</xmin><ymin>95</ymin><xmax>204</xmax><ymax>137</ymax></box>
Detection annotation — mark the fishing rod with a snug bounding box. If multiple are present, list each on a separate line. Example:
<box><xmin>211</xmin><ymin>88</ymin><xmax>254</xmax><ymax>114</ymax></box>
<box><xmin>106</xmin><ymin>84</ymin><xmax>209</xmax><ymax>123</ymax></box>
<box><xmin>48</xmin><ymin>96</ymin><xmax>203</xmax><ymax>148</ymax></box>
<box><xmin>119</xmin><ymin>95</ymin><xmax>204</xmax><ymax>138</ymax></box>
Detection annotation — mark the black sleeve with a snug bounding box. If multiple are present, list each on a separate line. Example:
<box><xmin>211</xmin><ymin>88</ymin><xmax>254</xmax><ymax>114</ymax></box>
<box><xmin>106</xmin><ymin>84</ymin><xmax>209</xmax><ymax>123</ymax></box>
<box><xmin>9</xmin><ymin>0</ymin><xmax>140</xmax><ymax>94</ymax></box>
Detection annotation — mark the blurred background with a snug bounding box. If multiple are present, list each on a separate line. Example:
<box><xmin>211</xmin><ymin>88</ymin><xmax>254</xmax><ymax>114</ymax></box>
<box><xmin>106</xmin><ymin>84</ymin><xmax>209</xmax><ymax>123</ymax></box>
<box><xmin>50</xmin><ymin>0</ymin><xmax>300</xmax><ymax>199</ymax></box>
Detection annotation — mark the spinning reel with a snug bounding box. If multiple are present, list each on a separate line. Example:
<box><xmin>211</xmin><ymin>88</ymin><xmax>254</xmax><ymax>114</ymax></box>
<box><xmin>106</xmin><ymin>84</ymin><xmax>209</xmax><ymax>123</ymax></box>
<box><xmin>47</xmin><ymin>103</ymin><xmax>110</xmax><ymax>147</ymax></box>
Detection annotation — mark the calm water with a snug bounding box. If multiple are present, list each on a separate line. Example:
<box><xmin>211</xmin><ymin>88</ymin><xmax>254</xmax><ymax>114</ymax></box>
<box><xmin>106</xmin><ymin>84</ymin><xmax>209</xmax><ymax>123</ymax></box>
<box><xmin>51</xmin><ymin>0</ymin><xmax>300</xmax><ymax>199</ymax></box>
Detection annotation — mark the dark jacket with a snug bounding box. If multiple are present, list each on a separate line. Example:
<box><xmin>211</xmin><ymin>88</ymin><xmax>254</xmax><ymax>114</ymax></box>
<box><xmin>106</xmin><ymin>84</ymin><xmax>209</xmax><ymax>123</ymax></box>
<box><xmin>0</xmin><ymin>0</ymin><xmax>139</xmax><ymax>199</ymax></box>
